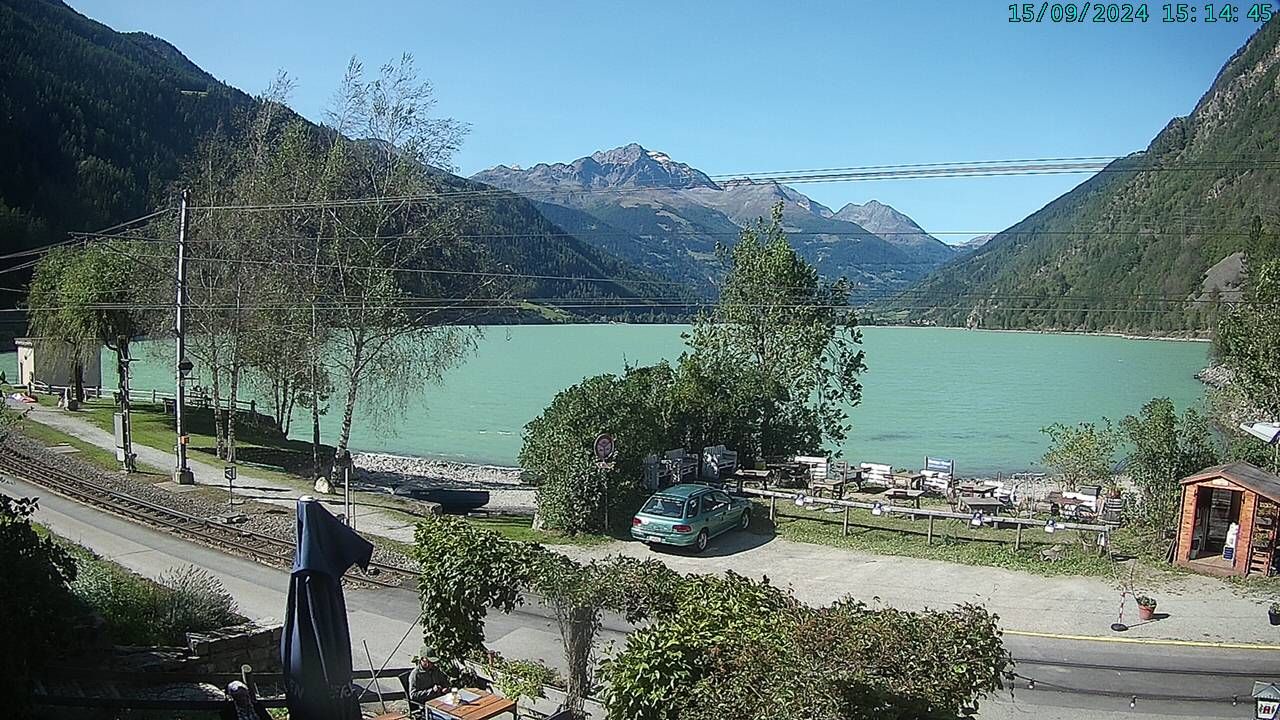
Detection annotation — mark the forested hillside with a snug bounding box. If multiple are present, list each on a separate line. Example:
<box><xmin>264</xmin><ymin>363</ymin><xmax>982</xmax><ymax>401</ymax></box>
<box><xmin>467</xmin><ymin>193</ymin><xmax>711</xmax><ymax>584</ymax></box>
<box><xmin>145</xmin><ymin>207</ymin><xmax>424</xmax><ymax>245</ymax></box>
<box><xmin>897</xmin><ymin>16</ymin><xmax>1280</xmax><ymax>334</ymax></box>
<box><xmin>0</xmin><ymin>0</ymin><xmax>679</xmax><ymax>320</ymax></box>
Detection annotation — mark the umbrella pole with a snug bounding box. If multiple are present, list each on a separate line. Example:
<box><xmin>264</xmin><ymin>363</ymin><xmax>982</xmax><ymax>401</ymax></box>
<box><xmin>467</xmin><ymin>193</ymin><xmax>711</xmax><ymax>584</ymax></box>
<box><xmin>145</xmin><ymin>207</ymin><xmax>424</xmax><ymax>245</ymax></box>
<box><xmin>363</xmin><ymin>639</ymin><xmax>388</xmax><ymax>715</ymax></box>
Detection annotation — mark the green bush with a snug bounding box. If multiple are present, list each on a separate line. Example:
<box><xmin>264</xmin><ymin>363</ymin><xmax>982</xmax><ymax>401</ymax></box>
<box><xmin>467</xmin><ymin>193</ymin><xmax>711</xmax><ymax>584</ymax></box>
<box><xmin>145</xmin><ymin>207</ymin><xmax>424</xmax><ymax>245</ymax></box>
<box><xmin>71</xmin><ymin>559</ymin><xmax>241</xmax><ymax>646</ymax></box>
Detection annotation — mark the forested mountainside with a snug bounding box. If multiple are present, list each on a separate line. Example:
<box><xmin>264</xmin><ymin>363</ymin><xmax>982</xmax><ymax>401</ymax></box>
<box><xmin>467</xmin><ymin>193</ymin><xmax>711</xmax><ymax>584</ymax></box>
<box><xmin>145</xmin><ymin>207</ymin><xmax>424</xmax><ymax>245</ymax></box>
<box><xmin>0</xmin><ymin>0</ymin><xmax>679</xmax><ymax>320</ymax></box>
<box><xmin>895</xmin><ymin>16</ymin><xmax>1280</xmax><ymax>334</ymax></box>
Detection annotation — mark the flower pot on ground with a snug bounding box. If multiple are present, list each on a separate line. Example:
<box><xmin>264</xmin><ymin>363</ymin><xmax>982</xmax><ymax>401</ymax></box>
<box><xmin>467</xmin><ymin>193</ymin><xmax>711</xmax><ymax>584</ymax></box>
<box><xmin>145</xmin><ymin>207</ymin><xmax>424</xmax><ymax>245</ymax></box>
<box><xmin>1136</xmin><ymin>595</ymin><xmax>1157</xmax><ymax>622</ymax></box>
<box><xmin>1269</xmin><ymin>603</ymin><xmax>1280</xmax><ymax>626</ymax></box>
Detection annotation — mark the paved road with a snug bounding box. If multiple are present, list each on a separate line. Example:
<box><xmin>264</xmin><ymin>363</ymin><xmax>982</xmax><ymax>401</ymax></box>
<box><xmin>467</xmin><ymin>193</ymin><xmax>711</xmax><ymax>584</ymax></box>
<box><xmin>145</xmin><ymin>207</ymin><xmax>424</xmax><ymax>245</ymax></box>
<box><xmin>11</xmin><ymin>476</ymin><xmax>1277</xmax><ymax>718</ymax></box>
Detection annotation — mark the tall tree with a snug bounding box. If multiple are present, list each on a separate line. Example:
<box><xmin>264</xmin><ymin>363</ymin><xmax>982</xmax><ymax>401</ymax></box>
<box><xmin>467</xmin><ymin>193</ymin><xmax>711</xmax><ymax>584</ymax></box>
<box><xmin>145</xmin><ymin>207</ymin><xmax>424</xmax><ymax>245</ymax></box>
<box><xmin>1120</xmin><ymin>398</ymin><xmax>1219</xmax><ymax>531</ymax></box>
<box><xmin>313</xmin><ymin>55</ymin><xmax>484</xmax><ymax>461</ymax></box>
<box><xmin>685</xmin><ymin>202</ymin><xmax>866</xmax><ymax>461</ymax></box>
<box><xmin>1039</xmin><ymin>421</ymin><xmax>1117</xmax><ymax>491</ymax></box>
<box><xmin>28</xmin><ymin>241</ymin><xmax>148</xmax><ymax>466</ymax></box>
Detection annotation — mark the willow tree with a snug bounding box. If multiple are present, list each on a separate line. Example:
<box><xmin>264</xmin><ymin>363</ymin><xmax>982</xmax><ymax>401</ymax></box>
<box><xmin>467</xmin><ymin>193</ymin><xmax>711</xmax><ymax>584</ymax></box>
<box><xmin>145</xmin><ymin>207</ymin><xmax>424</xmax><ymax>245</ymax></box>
<box><xmin>684</xmin><ymin>202</ymin><xmax>866</xmax><ymax>461</ymax></box>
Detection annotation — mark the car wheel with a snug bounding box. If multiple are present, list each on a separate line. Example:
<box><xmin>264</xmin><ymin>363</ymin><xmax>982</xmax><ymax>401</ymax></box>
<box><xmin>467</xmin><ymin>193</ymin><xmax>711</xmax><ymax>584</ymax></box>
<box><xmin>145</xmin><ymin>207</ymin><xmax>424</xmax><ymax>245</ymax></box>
<box><xmin>694</xmin><ymin>529</ymin><xmax>709</xmax><ymax>553</ymax></box>
<box><xmin>739</xmin><ymin>509</ymin><xmax>751</xmax><ymax>531</ymax></box>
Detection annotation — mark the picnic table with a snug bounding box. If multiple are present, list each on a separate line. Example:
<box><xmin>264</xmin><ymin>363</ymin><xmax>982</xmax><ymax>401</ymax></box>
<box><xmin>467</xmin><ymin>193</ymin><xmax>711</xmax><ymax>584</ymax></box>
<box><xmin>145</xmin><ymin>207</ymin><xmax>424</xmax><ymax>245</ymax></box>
<box><xmin>960</xmin><ymin>496</ymin><xmax>1006</xmax><ymax>514</ymax></box>
<box><xmin>956</xmin><ymin>483</ymin><xmax>997</xmax><ymax>498</ymax></box>
<box><xmin>891</xmin><ymin>472</ymin><xmax>925</xmax><ymax>490</ymax></box>
<box><xmin>734</xmin><ymin>468</ymin><xmax>774</xmax><ymax>490</ymax></box>
<box><xmin>809</xmin><ymin>477</ymin><xmax>846</xmax><ymax>499</ymax></box>
<box><xmin>425</xmin><ymin>689</ymin><xmax>516</xmax><ymax>720</ymax></box>
<box><xmin>883</xmin><ymin>488</ymin><xmax>926</xmax><ymax>509</ymax></box>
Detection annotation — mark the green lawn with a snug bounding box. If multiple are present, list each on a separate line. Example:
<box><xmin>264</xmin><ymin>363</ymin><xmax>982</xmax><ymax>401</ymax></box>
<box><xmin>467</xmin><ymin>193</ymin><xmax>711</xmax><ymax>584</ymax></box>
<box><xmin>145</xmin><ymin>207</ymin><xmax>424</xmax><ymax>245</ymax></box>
<box><xmin>754</xmin><ymin>499</ymin><xmax>1124</xmax><ymax>579</ymax></box>
<box><xmin>14</xmin><ymin>414</ymin><xmax>169</xmax><ymax>476</ymax></box>
<box><xmin>72</xmin><ymin>398</ymin><xmax>328</xmax><ymax>476</ymax></box>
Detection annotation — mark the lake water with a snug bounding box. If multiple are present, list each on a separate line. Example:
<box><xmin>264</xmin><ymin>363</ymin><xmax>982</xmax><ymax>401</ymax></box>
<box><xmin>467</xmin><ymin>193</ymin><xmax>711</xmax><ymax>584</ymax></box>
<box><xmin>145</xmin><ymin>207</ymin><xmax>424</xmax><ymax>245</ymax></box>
<box><xmin>2</xmin><ymin>325</ymin><xmax>1209</xmax><ymax>474</ymax></box>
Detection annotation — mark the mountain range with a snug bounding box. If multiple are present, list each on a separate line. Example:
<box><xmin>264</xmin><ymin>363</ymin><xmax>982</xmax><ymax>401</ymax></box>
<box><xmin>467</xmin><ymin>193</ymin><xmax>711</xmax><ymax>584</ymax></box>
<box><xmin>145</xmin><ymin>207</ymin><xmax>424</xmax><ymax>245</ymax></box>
<box><xmin>896</xmin><ymin>16</ymin><xmax>1280</xmax><ymax>333</ymax></box>
<box><xmin>474</xmin><ymin>144</ymin><xmax>957</xmax><ymax>299</ymax></box>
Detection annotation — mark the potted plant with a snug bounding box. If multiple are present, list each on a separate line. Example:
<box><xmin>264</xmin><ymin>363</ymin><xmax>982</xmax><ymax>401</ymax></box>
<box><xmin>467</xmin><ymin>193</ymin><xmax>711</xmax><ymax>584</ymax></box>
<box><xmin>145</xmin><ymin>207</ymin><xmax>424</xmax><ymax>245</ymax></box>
<box><xmin>1269</xmin><ymin>602</ymin><xmax>1280</xmax><ymax>626</ymax></box>
<box><xmin>1136</xmin><ymin>595</ymin><xmax>1157</xmax><ymax>621</ymax></box>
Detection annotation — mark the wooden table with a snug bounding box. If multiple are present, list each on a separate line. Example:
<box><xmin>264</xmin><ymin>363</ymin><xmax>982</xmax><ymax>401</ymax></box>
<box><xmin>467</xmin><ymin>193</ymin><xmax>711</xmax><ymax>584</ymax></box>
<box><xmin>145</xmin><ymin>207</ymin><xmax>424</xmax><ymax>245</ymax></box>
<box><xmin>809</xmin><ymin>478</ymin><xmax>846</xmax><ymax>499</ymax></box>
<box><xmin>734</xmin><ymin>468</ymin><xmax>773</xmax><ymax>489</ymax></box>
<box><xmin>883</xmin><ymin>488</ymin><xmax>925</xmax><ymax>509</ymax></box>
<box><xmin>957</xmin><ymin>483</ymin><xmax>997</xmax><ymax>497</ymax></box>
<box><xmin>892</xmin><ymin>472</ymin><xmax>925</xmax><ymax>490</ymax></box>
<box><xmin>961</xmin><ymin>496</ymin><xmax>1006</xmax><ymax>514</ymax></box>
<box><xmin>425</xmin><ymin>689</ymin><xmax>516</xmax><ymax>720</ymax></box>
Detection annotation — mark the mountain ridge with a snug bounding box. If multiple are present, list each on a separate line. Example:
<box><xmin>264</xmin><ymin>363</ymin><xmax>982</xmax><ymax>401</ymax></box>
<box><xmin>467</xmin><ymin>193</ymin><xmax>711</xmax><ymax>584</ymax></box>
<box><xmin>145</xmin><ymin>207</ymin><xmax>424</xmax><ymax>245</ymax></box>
<box><xmin>895</xmin><ymin>16</ymin><xmax>1280</xmax><ymax>333</ymax></box>
<box><xmin>473</xmin><ymin>144</ymin><xmax>953</xmax><ymax>298</ymax></box>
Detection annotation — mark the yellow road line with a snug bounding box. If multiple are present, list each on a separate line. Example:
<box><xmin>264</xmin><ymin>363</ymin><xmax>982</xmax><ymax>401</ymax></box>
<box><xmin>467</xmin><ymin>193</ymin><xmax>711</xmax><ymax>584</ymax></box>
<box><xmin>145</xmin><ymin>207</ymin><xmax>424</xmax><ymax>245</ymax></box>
<box><xmin>1005</xmin><ymin>628</ymin><xmax>1280</xmax><ymax>651</ymax></box>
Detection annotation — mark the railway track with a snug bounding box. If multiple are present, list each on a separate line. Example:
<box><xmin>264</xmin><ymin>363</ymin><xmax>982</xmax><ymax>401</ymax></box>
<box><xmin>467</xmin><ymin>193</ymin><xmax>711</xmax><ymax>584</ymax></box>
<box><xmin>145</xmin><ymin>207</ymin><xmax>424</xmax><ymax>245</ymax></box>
<box><xmin>0</xmin><ymin>446</ymin><xmax>419</xmax><ymax>589</ymax></box>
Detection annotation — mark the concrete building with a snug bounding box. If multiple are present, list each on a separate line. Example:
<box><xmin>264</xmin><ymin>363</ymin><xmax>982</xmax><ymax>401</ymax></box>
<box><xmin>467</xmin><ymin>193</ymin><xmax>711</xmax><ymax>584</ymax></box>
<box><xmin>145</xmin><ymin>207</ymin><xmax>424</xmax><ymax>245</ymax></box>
<box><xmin>14</xmin><ymin>337</ymin><xmax>102</xmax><ymax>389</ymax></box>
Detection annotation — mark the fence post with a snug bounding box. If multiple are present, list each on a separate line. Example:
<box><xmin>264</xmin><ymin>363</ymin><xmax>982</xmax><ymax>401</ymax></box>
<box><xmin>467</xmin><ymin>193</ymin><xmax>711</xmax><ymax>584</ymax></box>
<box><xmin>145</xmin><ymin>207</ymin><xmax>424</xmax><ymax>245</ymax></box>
<box><xmin>769</xmin><ymin>496</ymin><xmax>776</xmax><ymax>522</ymax></box>
<box><xmin>842</xmin><ymin>506</ymin><xmax>849</xmax><ymax>537</ymax></box>
<box><xmin>249</xmin><ymin>399</ymin><xmax>256</xmax><ymax>415</ymax></box>
<box><xmin>927</xmin><ymin>515</ymin><xmax>934</xmax><ymax>545</ymax></box>
<box><xmin>1015</xmin><ymin>522</ymin><xmax>1023</xmax><ymax>551</ymax></box>
<box><xmin>152</xmin><ymin>389</ymin><xmax>157</xmax><ymax>403</ymax></box>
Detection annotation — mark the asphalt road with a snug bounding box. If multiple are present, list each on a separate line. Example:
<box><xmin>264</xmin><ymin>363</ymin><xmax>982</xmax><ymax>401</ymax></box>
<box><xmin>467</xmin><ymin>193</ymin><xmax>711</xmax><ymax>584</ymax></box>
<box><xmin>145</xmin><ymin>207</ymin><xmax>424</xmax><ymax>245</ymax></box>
<box><xmin>11</xmin><ymin>476</ymin><xmax>1278</xmax><ymax>719</ymax></box>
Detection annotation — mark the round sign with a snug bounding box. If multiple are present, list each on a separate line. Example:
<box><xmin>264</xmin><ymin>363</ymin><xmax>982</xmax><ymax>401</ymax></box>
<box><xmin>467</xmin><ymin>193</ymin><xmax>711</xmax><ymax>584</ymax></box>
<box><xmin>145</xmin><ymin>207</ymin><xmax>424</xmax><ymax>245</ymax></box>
<box><xmin>593</xmin><ymin>433</ymin><xmax>616</xmax><ymax>461</ymax></box>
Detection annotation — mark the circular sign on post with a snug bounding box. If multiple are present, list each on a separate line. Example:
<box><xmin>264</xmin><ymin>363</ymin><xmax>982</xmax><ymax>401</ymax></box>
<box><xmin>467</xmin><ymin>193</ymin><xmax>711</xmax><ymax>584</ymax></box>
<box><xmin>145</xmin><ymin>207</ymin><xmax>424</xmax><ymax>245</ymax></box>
<box><xmin>594</xmin><ymin>433</ymin><xmax>616</xmax><ymax>462</ymax></box>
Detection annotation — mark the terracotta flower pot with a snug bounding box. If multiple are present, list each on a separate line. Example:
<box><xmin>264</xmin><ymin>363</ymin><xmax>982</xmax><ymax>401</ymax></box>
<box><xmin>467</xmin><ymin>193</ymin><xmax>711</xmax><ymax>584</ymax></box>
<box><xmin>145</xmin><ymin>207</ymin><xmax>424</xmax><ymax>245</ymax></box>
<box><xmin>1137</xmin><ymin>604</ymin><xmax>1156</xmax><ymax>621</ymax></box>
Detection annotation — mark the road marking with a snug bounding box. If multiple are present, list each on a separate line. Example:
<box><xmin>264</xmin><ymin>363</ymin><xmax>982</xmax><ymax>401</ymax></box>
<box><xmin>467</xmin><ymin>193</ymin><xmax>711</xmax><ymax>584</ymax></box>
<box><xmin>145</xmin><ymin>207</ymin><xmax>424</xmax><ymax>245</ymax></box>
<box><xmin>1006</xmin><ymin>628</ymin><xmax>1280</xmax><ymax>650</ymax></box>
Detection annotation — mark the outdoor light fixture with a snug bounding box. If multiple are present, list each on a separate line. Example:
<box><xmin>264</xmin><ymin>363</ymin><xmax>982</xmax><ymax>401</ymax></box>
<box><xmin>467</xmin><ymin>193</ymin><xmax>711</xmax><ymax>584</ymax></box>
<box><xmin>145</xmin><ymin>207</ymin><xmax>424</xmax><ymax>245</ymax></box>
<box><xmin>871</xmin><ymin>502</ymin><xmax>884</xmax><ymax>516</ymax></box>
<box><xmin>1130</xmin><ymin>696</ymin><xmax>1136</xmax><ymax>709</ymax></box>
<box><xmin>970</xmin><ymin>511</ymin><xmax>983</xmax><ymax>527</ymax></box>
<box><xmin>1044</xmin><ymin>519</ymin><xmax>1057</xmax><ymax>533</ymax></box>
<box><xmin>1027</xmin><ymin>679</ymin><xmax>1035</xmax><ymax>690</ymax></box>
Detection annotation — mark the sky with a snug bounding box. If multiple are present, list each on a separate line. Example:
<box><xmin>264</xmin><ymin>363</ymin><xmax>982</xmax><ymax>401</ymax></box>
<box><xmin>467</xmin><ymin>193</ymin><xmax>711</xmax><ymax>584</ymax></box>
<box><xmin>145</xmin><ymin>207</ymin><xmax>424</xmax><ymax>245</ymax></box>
<box><xmin>71</xmin><ymin>1</ymin><xmax>1260</xmax><ymax>243</ymax></box>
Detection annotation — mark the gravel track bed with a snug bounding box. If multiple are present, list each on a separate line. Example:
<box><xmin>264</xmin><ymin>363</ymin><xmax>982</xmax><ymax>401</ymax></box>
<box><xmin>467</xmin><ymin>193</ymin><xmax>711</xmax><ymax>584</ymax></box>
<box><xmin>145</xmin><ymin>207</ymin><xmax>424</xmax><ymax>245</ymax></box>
<box><xmin>3</xmin><ymin>431</ymin><xmax>417</xmax><ymax>576</ymax></box>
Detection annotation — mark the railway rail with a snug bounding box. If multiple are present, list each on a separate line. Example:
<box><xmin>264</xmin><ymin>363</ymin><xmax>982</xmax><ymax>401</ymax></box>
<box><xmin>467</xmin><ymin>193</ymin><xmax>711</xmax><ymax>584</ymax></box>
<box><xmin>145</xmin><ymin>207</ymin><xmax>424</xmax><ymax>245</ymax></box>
<box><xmin>0</xmin><ymin>446</ymin><xmax>419</xmax><ymax>589</ymax></box>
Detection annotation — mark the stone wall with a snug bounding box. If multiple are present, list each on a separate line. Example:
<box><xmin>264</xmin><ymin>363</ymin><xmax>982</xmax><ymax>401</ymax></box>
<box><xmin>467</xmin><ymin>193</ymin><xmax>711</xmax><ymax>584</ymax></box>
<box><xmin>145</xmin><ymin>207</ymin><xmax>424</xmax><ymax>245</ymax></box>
<box><xmin>185</xmin><ymin>621</ymin><xmax>283</xmax><ymax>674</ymax></box>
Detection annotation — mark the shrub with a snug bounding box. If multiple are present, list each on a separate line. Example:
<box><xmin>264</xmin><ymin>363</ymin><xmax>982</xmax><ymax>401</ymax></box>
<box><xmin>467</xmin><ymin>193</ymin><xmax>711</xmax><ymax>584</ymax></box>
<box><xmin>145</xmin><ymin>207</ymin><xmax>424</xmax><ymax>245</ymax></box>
<box><xmin>72</xmin><ymin>560</ymin><xmax>241</xmax><ymax>645</ymax></box>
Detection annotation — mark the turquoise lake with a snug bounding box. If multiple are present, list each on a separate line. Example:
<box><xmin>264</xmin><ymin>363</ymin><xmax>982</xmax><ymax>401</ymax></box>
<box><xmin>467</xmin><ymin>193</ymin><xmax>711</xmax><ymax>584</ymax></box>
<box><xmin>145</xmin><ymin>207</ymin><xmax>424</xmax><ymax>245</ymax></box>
<box><xmin>3</xmin><ymin>325</ymin><xmax>1209</xmax><ymax>474</ymax></box>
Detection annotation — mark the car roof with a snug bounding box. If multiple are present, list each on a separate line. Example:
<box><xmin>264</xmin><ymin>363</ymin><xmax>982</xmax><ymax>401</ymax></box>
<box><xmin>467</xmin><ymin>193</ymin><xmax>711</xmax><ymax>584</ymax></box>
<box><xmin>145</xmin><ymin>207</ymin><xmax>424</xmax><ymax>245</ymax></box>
<box><xmin>655</xmin><ymin>483</ymin><xmax>713</xmax><ymax>499</ymax></box>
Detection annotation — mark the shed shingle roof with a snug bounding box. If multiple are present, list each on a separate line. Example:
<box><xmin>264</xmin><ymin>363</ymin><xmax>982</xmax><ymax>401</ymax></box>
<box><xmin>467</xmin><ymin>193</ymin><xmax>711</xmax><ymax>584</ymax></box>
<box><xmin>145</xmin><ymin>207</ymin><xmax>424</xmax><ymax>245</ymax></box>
<box><xmin>1181</xmin><ymin>462</ymin><xmax>1280</xmax><ymax>503</ymax></box>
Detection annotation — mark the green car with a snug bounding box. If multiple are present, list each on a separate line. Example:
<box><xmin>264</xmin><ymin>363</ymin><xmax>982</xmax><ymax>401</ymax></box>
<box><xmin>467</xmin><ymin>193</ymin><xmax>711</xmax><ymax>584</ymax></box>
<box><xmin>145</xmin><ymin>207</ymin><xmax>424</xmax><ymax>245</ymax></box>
<box><xmin>631</xmin><ymin>483</ymin><xmax>751</xmax><ymax>552</ymax></box>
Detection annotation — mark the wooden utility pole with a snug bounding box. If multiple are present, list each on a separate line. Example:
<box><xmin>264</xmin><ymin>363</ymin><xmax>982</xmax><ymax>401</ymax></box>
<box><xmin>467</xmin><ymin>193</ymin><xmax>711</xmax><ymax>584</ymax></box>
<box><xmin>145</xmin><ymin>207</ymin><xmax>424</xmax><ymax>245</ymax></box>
<box><xmin>174</xmin><ymin>190</ymin><xmax>194</xmax><ymax>485</ymax></box>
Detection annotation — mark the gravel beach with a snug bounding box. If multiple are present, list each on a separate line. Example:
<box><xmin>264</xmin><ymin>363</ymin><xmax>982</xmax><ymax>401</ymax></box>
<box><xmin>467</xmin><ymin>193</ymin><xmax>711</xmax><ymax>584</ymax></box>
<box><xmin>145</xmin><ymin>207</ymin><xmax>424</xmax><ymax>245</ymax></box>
<box><xmin>353</xmin><ymin>451</ymin><xmax>536</xmax><ymax>513</ymax></box>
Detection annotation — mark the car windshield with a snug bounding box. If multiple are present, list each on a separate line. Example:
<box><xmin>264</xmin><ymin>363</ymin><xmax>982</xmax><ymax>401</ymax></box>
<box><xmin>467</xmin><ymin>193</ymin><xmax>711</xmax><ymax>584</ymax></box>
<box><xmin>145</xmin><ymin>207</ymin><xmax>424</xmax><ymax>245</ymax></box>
<box><xmin>641</xmin><ymin>495</ymin><xmax>686</xmax><ymax>518</ymax></box>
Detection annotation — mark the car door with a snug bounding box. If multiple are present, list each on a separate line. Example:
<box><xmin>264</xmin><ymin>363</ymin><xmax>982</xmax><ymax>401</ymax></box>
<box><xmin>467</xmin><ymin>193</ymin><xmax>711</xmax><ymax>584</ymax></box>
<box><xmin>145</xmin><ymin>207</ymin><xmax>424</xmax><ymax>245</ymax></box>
<box><xmin>703</xmin><ymin>491</ymin><xmax>730</xmax><ymax>535</ymax></box>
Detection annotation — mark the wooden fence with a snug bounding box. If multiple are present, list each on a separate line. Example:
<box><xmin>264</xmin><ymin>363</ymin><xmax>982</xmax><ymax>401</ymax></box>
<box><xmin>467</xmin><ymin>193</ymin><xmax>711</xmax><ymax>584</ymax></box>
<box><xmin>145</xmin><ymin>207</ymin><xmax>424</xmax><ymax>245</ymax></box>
<box><xmin>739</xmin><ymin>486</ymin><xmax>1112</xmax><ymax>552</ymax></box>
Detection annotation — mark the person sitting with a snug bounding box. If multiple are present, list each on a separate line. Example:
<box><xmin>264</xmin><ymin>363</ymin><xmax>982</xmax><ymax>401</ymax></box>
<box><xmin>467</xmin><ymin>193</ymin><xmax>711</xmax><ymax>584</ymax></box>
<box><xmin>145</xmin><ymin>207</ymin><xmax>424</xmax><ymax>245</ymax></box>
<box><xmin>220</xmin><ymin>681</ymin><xmax>270</xmax><ymax>720</ymax></box>
<box><xmin>407</xmin><ymin>649</ymin><xmax>450</xmax><ymax>706</ymax></box>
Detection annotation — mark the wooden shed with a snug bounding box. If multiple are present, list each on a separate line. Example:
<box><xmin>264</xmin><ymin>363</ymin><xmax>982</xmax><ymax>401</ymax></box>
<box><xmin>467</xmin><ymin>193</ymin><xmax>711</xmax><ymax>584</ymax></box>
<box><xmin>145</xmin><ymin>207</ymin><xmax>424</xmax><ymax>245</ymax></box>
<box><xmin>1174</xmin><ymin>462</ymin><xmax>1280</xmax><ymax>577</ymax></box>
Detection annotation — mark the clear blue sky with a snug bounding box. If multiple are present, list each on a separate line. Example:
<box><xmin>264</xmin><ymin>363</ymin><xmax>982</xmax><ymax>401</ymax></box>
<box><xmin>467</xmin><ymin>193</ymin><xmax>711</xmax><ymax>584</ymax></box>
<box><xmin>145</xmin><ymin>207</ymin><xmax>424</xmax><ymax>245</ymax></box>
<box><xmin>72</xmin><ymin>1</ymin><xmax>1259</xmax><ymax>242</ymax></box>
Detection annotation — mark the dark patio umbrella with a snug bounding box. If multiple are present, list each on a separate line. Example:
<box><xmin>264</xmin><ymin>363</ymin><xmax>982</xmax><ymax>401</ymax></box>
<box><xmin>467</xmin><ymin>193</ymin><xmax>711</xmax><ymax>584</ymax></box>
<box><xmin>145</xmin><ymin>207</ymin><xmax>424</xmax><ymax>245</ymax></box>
<box><xmin>282</xmin><ymin>496</ymin><xmax>374</xmax><ymax>720</ymax></box>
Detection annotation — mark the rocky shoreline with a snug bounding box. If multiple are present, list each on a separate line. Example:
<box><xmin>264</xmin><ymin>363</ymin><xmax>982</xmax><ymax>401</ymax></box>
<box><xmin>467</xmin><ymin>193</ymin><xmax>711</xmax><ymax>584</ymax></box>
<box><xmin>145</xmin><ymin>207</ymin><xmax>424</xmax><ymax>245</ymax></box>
<box><xmin>352</xmin><ymin>451</ymin><xmax>536</xmax><ymax>513</ymax></box>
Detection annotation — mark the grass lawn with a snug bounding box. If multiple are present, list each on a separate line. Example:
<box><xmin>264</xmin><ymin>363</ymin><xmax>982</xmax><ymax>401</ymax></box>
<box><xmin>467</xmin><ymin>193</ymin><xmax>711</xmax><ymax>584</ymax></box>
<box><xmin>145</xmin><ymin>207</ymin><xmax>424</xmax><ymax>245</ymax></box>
<box><xmin>13</xmin><ymin>413</ymin><xmax>169</xmax><ymax>477</ymax></box>
<box><xmin>754</xmin><ymin>499</ymin><xmax>1126</xmax><ymax>579</ymax></box>
<box><xmin>72</xmin><ymin>398</ymin><xmax>328</xmax><ymax>476</ymax></box>
<box><xmin>464</xmin><ymin>512</ymin><xmax>615</xmax><ymax>546</ymax></box>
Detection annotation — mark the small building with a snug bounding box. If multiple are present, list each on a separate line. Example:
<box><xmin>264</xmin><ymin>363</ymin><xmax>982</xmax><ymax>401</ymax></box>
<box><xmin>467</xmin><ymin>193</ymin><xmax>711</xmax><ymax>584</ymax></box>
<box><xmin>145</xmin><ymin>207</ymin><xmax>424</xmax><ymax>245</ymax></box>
<box><xmin>1174</xmin><ymin>462</ymin><xmax>1280</xmax><ymax>578</ymax></box>
<box><xmin>14</xmin><ymin>337</ymin><xmax>102</xmax><ymax>390</ymax></box>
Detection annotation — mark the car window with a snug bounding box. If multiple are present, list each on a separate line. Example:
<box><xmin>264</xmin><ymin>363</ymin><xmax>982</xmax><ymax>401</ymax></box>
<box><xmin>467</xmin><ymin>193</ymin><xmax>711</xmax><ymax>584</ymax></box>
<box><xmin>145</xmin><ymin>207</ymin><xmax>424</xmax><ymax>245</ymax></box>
<box><xmin>641</xmin><ymin>496</ymin><xmax>685</xmax><ymax>518</ymax></box>
<box><xmin>685</xmin><ymin>496</ymin><xmax>701</xmax><ymax>517</ymax></box>
<box><xmin>704</xmin><ymin>493</ymin><xmax>725</xmax><ymax>512</ymax></box>
<box><xmin>712</xmin><ymin>491</ymin><xmax>731</xmax><ymax>505</ymax></box>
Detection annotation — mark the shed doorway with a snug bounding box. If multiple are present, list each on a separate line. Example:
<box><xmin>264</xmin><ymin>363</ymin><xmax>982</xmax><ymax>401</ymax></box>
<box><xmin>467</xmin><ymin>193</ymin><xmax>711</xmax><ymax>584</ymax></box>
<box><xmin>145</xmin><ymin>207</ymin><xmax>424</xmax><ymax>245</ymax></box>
<box><xmin>1190</xmin><ymin>487</ymin><xmax>1242</xmax><ymax>561</ymax></box>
